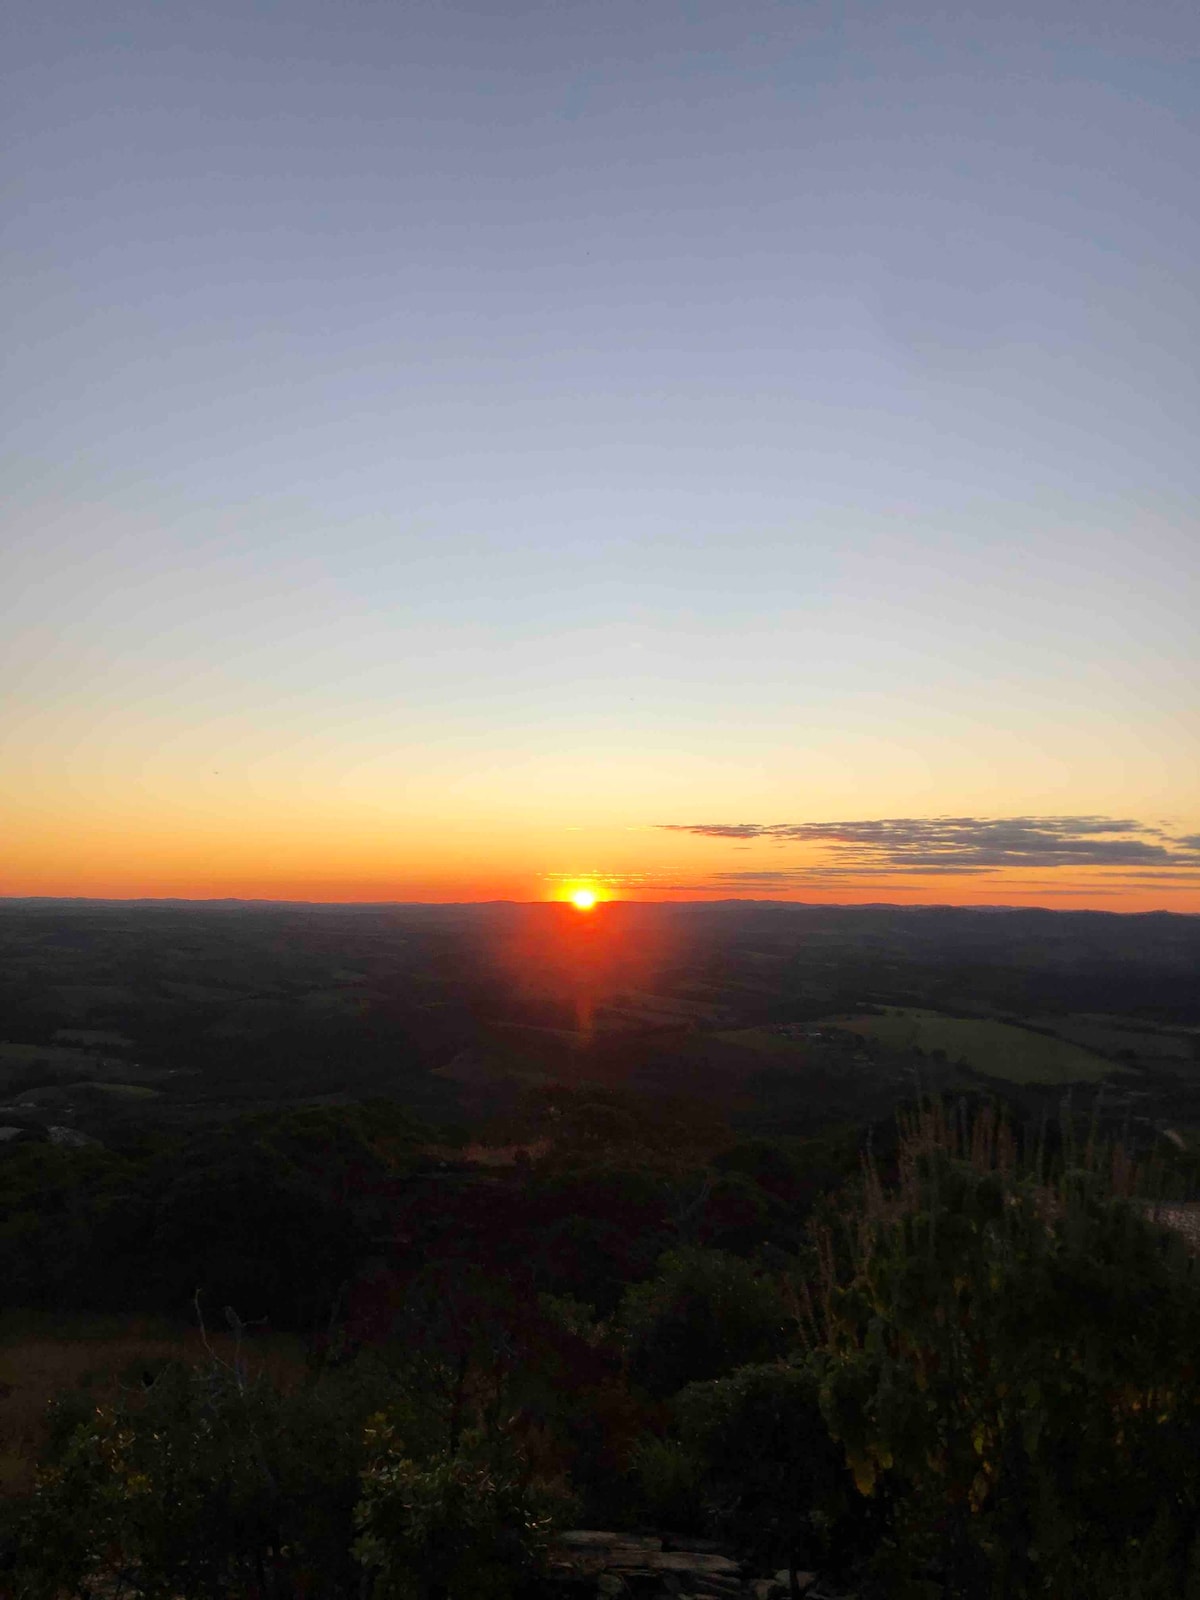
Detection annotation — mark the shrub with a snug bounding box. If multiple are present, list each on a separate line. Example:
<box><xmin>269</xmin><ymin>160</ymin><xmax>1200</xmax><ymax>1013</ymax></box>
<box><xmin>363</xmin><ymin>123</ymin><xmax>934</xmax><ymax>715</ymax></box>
<box><xmin>354</xmin><ymin>1417</ymin><xmax>576</xmax><ymax>1600</ymax></box>
<box><xmin>628</xmin><ymin>1433</ymin><xmax>707</xmax><ymax>1533</ymax></box>
<box><xmin>805</xmin><ymin>1102</ymin><xmax>1200</xmax><ymax>1598</ymax></box>
<box><xmin>8</xmin><ymin>1351</ymin><xmax>417</xmax><ymax>1599</ymax></box>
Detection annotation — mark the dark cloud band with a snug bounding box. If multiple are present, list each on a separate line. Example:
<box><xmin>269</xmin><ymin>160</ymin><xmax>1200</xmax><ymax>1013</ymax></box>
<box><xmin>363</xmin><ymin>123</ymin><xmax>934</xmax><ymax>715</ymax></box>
<box><xmin>657</xmin><ymin>816</ymin><xmax>1200</xmax><ymax>878</ymax></box>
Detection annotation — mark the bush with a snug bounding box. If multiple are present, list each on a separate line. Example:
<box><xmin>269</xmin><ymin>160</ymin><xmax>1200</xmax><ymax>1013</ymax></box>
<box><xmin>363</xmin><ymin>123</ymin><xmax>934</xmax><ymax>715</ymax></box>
<box><xmin>629</xmin><ymin>1434</ymin><xmax>707</xmax><ymax>1533</ymax></box>
<box><xmin>355</xmin><ymin>1417</ymin><xmax>576</xmax><ymax>1600</ymax></box>
<box><xmin>806</xmin><ymin>1102</ymin><xmax>1200</xmax><ymax>1598</ymax></box>
<box><xmin>7</xmin><ymin>1351</ymin><xmax>419</xmax><ymax>1599</ymax></box>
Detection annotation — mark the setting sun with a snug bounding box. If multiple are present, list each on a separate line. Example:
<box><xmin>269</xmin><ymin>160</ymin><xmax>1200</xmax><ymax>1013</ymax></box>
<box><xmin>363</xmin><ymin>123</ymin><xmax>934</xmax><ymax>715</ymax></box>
<box><xmin>570</xmin><ymin>888</ymin><xmax>597</xmax><ymax>910</ymax></box>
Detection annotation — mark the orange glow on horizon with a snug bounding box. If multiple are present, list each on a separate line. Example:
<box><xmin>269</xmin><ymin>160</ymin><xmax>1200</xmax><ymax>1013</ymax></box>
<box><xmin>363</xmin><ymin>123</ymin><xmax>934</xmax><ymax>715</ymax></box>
<box><xmin>2</xmin><ymin>807</ymin><xmax>1198</xmax><ymax>914</ymax></box>
<box><xmin>1</xmin><ymin>860</ymin><xmax>1197</xmax><ymax>913</ymax></box>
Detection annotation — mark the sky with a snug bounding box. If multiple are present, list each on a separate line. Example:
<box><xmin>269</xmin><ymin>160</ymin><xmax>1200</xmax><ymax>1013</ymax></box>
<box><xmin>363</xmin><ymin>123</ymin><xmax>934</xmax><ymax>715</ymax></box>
<box><xmin>3</xmin><ymin>0</ymin><xmax>1198</xmax><ymax>909</ymax></box>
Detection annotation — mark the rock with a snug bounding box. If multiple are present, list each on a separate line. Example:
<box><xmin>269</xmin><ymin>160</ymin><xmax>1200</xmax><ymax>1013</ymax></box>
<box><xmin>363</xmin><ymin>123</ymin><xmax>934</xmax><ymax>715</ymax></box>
<box><xmin>560</xmin><ymin>1534</ymin><xmax>665</xmax><ymax>1553</ymax></box>
<box><xmin>610</xmin><ymin>1554</ymin><xmax>742</xmax><ymax>1576</ymax></box>
<box><xmin>690</xmin><ymin>1577</ymin><xmax>745</xmax><ymax>1598</ymax></box>
<box><xmin>772</xmin><ymin>1573</ymin><xmax>817</xmax><ymax>1595</ymax></box>
<box><xmin>664</xmin><ymin>1539</ymin><xmax>735</xmax><ymax>1556</ymax></box>
<box><xmin>547</xmin><ymin>1532</ymin><xmax>754</xmax><ymax>1600</ymax></box>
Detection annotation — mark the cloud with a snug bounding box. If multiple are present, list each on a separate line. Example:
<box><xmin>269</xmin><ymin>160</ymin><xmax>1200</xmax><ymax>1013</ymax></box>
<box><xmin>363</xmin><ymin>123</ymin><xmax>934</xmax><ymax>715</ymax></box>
<box><xmin>657</xmin><ymin>816</ymin><xmax>1200</xmax><ymax>880</ymax></box>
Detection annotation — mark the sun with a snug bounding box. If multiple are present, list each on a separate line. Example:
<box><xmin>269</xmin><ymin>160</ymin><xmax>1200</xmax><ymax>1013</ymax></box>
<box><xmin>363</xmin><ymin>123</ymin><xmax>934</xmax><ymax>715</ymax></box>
<box><xmin>570</xmin><ymin>887</ymin><xmax>597</xmax><ymax>911</ymax></box>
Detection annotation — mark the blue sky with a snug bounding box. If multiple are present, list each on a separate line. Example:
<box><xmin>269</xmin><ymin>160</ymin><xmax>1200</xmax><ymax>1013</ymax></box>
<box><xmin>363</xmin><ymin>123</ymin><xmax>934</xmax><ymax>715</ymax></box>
<box><xmin>4</xmin><ymin>0</ymin><xmax>1198</xmax><ymax>902</ymax></box>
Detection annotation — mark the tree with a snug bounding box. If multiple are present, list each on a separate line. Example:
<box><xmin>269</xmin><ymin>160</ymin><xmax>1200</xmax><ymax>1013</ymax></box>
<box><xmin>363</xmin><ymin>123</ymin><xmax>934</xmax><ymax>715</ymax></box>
<box><xmin>620</xmin><ymin>1246</ymin><xmax>793</xmax><ymax>1397</ymax></box>
<box><xmin>644</xmin><ymin>1361</ymin><xmax>857</xmax><ymax>1581</ymax></box>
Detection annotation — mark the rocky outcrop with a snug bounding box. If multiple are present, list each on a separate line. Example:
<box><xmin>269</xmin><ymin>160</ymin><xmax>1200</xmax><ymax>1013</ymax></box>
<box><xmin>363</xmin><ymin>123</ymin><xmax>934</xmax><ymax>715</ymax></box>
<box><xmin>545</xmin><ymin>1533</ymin><xmax>828</xmax><ymax>1600</ymax></box>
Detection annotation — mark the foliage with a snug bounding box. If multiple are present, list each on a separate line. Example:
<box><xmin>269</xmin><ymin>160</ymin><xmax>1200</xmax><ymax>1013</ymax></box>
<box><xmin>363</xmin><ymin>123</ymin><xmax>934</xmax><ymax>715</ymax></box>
<box><xmin>620</xmin><ymin>1246</ymin><xmax>793</xmax><ymax>1396</ymax></box>
<box><xmin>504</xmin><ymin>1085</ymin><xmax>734</xmax><ymax>1178</ymax></box>
<box><xmin>628</xmin><ymin>1433</ymin><xmax>708</xmax><ymax>1533</ymax></box>
<box><xmin>0</xmin><ymin>1104</ymin><xmax>425</xmax><ymax>1328</ymax></box>
<box><xmin>7</xmin><ymin>1089</ymin><xmax>1200</xmax><ymax>1600</ymax></box>
<box><xmin>7</xmin><ymin>1350</ymin><xmax>418</xmax><ymax>1599</ymax></box>
<box><xmin>669</xmin><ymin>1362</ymin><xmax>859</xmax><ymax>1572</ymax></box>
<box><xmin>520</xmin><ymin>1163</ymin><xmax>677</xmax><ymax>1312</ymax></box>
<box><xmin>805</xmin><ymin>1101</ymin><xmax>1200</xmax><ymax>1597</ymax></box>
<box><xmin>354</xmin><ymin>1416</ymin><xmax>576</xmax><ymax>1600</ymax></box>
<box><xmin>0</xmin><ymin>1142</ymin><xmax>129</xmax><ymax>1311</ymax></box>
<box><xmin>631</xmin><ymin>1357</ymin><xmax>860</xmax><ymax>1570</ymax></box>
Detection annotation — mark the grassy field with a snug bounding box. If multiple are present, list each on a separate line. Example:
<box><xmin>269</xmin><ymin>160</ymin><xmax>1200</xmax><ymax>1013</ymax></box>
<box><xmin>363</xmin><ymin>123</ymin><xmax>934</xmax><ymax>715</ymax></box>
<box><xmin>54</xmin><ymin>1028</ymin><xmax>134</xmax><ymax>1048</ymax></box>
<box><xmin>1026</xmin><ymin>1015</ymin><xmax>1196</xmax><ymax>1064</ymax></box>
<box><xmin>81</xmin><ymin>1081</ymin><xmax>161</xmax><ymax>1099</ymax></box>
<box><xmin>0</xmin><ymin>1040</ymin><xmax>172</xmax><ymax>1094</ymax></box>
<box><xmin>819</xmin><ymin>1008</ymin><xmax>1115</xmax><ymax>1085</ymax></box>
<box><xmin>0</xmin><ymin>1041</ymin><xmax>94</xmax><ymax>1069</ymax></box>
<box><xmin>714</xmin><ymin>1027</ymin><xmax>817</xmax><ymax>1058</ymax></box>
<box><xmin>10</xmin><ymin>1080</ymin><xmax>161</xmax><ymax>1106</ymax></box>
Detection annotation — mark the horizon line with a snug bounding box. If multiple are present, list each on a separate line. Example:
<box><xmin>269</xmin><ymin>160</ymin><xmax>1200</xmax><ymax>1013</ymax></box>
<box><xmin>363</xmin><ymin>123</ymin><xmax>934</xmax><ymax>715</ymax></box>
<box><xmin>0</xmin><ymin>895</ymin><xmax>1195</xmax><ymax>919</ymax></box>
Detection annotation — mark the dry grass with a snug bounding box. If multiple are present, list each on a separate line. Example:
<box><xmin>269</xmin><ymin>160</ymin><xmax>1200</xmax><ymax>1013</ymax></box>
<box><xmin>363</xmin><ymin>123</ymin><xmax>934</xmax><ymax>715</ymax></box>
<box><xmin>0</xmin><ymin>1314</ymin><xmax>305</xmax><ymax>1494</ymax></box>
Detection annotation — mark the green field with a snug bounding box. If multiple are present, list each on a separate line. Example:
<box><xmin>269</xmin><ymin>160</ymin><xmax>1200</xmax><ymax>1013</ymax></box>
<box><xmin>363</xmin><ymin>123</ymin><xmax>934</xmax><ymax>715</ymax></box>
<box><xmin>0</xmin><ymin>1041</ymin><xmax>94</xmax><ymax>1069</ymax></box>
<box><xmin>1025</xmin><ymin>1015</ymin><xmax>1195</xmax><ymax>1063</ymax></box>
<box><xmin>53</xmin><ymin>1028</ymin><xmax>134</xmax><ymax>1048</ymax></box>
<box><xmin>13</xmin><ymin>1081</ymin><xmax>161</xmax><ymax>1105</ymax></box>
<box><xmin>819</xmin><ymin>1009</ymin><xmax>1114</xmax><ymax>1084</ymax></box>
<box><xmin>81</xmin><ymin>1081</ymin><xmax>160</xmax><ymax>1099</ymax></box>
<box><xmin>714</xmin><ymin>1027</ymin><xmax>812</xmax><ymax>1057</ymax></box>
<box><xmin>0</xmin><ymin>1043</ymin><xmax>169</xmax><ymax>1093</ymax></box>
